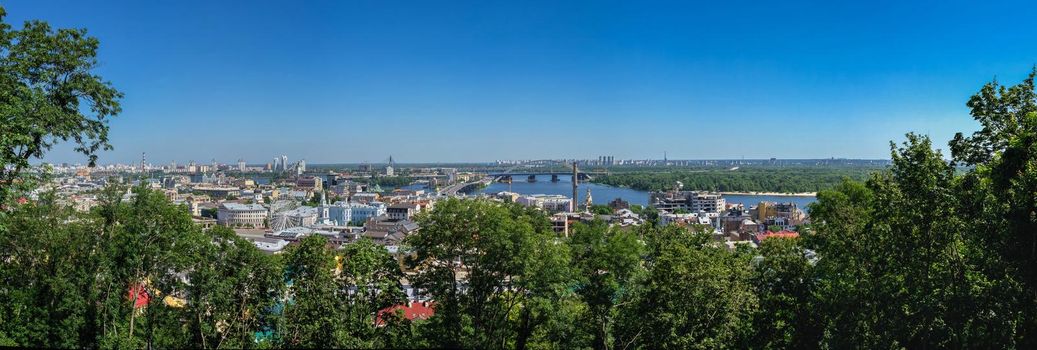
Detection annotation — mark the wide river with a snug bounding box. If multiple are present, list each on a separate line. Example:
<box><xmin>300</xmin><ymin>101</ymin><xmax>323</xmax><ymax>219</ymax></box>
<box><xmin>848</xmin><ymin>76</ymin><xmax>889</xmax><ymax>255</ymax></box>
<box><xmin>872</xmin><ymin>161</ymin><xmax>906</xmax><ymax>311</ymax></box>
<box><xmin>478</xmin><ymin>175</ymin><xmax>816</xmax><ymax>209</ymax></box>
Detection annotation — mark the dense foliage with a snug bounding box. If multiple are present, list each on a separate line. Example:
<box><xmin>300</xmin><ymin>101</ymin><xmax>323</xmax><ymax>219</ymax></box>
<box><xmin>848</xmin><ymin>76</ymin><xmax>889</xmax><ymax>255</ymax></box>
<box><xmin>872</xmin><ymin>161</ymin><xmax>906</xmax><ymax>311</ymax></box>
<box><xmin>592</xmin><ymin>166</ymin><xmax>881</xmax><ymax>193</ymax></box>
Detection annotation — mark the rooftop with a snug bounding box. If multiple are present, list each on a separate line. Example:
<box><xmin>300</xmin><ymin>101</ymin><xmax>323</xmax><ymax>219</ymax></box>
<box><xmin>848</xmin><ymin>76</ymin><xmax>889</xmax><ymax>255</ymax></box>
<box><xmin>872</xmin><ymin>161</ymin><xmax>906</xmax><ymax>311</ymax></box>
<box><xmin>220</xmin><ymin>203</ymin><xmax>266</xmax><ymax>211</ymax></box>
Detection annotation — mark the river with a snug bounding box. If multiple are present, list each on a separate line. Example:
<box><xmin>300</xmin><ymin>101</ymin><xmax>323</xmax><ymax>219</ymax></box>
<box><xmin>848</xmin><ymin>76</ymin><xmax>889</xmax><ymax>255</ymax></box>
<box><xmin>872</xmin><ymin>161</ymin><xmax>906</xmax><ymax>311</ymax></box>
<box><xmin>478</xmin><ymin>175</ymin><xmax>816</xmax><ymax>209</ymax></box>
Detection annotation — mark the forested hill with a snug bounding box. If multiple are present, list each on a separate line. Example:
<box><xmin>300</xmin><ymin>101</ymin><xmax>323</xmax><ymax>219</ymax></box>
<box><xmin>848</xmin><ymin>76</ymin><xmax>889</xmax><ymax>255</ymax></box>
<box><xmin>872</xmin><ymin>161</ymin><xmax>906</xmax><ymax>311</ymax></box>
<box><xmin>591</xmin><ymin>167</ymin><xmax>884</xmax><ymax>193</ymax></box>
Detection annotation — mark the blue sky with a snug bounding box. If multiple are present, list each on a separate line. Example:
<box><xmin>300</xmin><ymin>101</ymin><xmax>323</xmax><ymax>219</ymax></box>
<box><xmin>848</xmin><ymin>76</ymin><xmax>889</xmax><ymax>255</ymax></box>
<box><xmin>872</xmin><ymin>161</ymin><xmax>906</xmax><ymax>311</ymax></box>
<box><xmin>7</xmin><ymin>0</ymin><xmax>1037</xmax><ymax>164</ymax></box>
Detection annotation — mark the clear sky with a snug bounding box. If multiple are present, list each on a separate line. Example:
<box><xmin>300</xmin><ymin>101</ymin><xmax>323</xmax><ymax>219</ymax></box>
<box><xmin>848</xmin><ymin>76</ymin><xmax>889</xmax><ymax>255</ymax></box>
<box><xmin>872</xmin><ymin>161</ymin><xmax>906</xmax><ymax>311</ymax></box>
<box><xmin>6</xmin><ymin>0</ymin><xmax>1037</xmax><ymax>164</ymax></box>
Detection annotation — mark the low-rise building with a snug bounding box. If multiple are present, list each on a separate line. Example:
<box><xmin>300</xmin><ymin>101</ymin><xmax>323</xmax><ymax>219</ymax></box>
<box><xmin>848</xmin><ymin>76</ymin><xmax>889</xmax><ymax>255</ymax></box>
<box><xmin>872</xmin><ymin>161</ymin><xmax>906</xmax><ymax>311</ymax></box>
<box><xmin>363</xmin><ymin>216</ymin><xmax>420</xmax><ymax>244</ymax></box>
<box><xmin>318</xmin><ymin>201</ymin><xmax>387</xmax><ymax>226</ymax></box>
<box><xmin>217</xmin><ymin>203</ymin><xmax>268</xmax><ymax>228</ymax></box>
<box><xmin>751</xmin><ymin>201</ymin><xmax>807</xmax><ymax>230</ymax></box>
<box><xmin>608</xmin><ymin>198</ymin><xmax>630</xmax><ymax>210</ymax></box>
<box><xmin>351</xmin><ymin>192</ymin><xmax>379</xmax><ymax>204</ymax></box>
<box><xmin>516</xmin><ymin>194</ymin><xmax>572</xmax><ymax>213</ymax></box>
<box><xmin>660</xmin><ymin>212</ymin><xmax>713</xmax><ymax>227</ymax></box>
<box><xmin>387</xmin><ymin>202</ymin><xmax>423</xmax><ymax>221</ymax></box>
<box><xmin>296</xmin><ymin>176</ymin><xmax>323</xmax><ymax>191</ymax></box>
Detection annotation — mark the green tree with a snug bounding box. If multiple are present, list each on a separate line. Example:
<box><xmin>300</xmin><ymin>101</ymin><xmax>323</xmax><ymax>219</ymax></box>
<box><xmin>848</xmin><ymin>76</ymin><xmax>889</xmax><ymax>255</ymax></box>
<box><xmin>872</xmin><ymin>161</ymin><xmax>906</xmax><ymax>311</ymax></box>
<box><xmin>279</xmin><ymin>235</ymin><xmax>348</xmax><ymax>348</ymax></box>
<box><xmin>100</xmin><ymin>187</ymin><xmax>211</xmax><ymax>348</ymax></box>
<box><xmin>184</xmin><ymin>226</ymin><xmax>283</xmax><ymax>349</ymax></box>
<box><xmin>338</xmin><ymin>238</ymin><xmax>406</xmax><ymax>347</ymax></box>
<box><xmin>568</xmin><ymin>220</ymin><xmax>644</xmax><ymax>349</ymax></box>
<box><xmin>406</xmin><ymin>198</ymin><xmax>575</xmax><ymax>349</ymax></box>
<box><xmin>949</xmin><ymin>68</ymin><xmax>1037</xmax><ymax>345</ymax></box>
<box><xmin>808</xmin><ymin>134</ymin><xmax>1022</xmax><ymax>348</ymax></box>
<box><xmin>0</xmin><ymin>191</ymin><xmax>103</xmax><ymax>348</ymax></box>
<box><xmin>749</xmin><ymin>236</ymin><xmax>820</xmax><ymax>349</ymax></box>
<box><xmin>589</xmin><ymin>204</ymin><xmax>613</xmax><ymax>215</ymax></box>
<box><xmin>0</xmin><ymin>6</ymin><xmax>122</xmax><ymax>202</ymax></box>
<box><xmin>614</xmin><ymin>225</ymin><xmax>757</xmax><ymax>349</ymax></box>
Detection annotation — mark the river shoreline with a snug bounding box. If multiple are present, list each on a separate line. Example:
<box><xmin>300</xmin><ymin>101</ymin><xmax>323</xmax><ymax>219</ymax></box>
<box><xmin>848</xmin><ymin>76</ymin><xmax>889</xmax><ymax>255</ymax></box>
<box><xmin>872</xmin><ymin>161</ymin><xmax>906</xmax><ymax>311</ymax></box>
<box><xmin>588</xmin><ymin>181</ymin><xmax>819</xmax><ymax>197</ymax></box>
<box><xmin>719</xmin><ymin>191</ymin><xmax>817</xmax><ymax>197</ymax></box>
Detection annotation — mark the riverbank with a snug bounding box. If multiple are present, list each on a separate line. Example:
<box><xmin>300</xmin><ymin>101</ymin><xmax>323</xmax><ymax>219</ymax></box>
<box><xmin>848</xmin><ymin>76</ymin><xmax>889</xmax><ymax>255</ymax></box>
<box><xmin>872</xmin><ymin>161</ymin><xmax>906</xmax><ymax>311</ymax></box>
<box><xmin>719</xmin><ymin>191</ymin><xmax>817</xmax><ymax>197</ymax></box>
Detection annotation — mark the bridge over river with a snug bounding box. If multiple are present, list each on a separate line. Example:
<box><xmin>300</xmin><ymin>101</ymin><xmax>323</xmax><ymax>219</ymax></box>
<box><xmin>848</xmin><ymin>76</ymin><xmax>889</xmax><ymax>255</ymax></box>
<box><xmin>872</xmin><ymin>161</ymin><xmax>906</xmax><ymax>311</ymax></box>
<box><xmin>438</xmin><ymin>162</ymin><xmax>607</xmax><ymax>196</ymax></box>
<box><xmin>438</xmin><ymin>176</ymin><xmax>495</xmax><ymax>196</ymax></box>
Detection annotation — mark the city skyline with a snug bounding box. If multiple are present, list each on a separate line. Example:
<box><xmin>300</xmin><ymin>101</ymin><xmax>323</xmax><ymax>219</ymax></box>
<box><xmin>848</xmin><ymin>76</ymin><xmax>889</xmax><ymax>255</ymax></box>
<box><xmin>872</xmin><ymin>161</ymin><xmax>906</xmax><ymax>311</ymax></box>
<box><xmin>48</xmin><ymin>155</ymin><xmax>892</xmax><ymax>168</ymax></box>
<box><xmin>6</xmin><ymin>0</ymin><xmax>1037</xmax><ymax>164</ymax></box>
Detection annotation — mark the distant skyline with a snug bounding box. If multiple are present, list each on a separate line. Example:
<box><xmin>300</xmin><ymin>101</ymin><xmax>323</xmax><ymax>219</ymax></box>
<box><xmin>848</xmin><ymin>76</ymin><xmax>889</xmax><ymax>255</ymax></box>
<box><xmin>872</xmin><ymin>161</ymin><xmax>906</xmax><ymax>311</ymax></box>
<box><xmin>7</xmin><ymin>0</ymin><xmax>1037</xmax><ymax>164</ymax></box>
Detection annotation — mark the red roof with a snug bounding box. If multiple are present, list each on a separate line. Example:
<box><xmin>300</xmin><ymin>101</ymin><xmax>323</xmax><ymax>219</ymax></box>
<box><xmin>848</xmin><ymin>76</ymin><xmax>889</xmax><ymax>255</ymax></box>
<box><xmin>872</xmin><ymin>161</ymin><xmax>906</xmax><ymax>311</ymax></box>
<box><xmin>375</xmin><ymin>301</ymin><xmax>435</xmax><ymax>326</ymax></box>
<box><xmin>127</xmin><ymin>284</ymin><xmax>150</xmax><ymax>309</ymax></box>
<box><xmin>758</xmin><ymin>230</ymin><xmax>799</xmax><ymax>241</ymax></box>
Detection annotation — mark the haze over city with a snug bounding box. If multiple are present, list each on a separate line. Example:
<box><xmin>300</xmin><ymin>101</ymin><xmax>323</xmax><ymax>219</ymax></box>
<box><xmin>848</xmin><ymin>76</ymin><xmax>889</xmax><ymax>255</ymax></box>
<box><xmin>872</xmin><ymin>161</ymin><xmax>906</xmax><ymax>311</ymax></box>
<box><xmin>8</xmin><ymin>0</ymin><xmax>1037</xmax><ymax>164</ymax></box>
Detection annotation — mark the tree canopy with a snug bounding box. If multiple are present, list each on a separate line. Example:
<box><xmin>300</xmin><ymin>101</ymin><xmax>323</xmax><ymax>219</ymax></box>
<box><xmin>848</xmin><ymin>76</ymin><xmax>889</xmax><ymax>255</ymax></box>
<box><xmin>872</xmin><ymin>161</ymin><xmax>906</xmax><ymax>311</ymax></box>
<box><xmin>0</xmin><ymin>6</ymin><xmax>122</xmax><ymax>202</ymax></box>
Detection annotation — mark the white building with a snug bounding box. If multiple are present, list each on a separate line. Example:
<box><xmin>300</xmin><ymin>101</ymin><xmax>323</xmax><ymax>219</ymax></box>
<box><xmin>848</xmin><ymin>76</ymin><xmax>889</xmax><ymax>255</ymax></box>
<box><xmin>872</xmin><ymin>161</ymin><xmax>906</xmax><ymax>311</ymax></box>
<box><xmin>217</xmin><ymin>203</ymin><xmax>268</xmax><ymax>228</ymax></box>
<box><xmin>660</xmin><ymin>212</ymin><xmax>711</xmax><ymax>226</ymax></box>
<box><xmin>318</xmin><ymin>201</ymin><xmax>387</xmax><ymax>226</ymax></box>
<box><xmin>651</xmin><ymin>191</ymin><xmax>727</xmax><ymax>214</ymax></box>
<box><xmin>516</xmin><ymin>194</ymin><xmax>572</xmax><ymax>213</ymax></box>
<box><xmin>691</xmin><ymin>193</ymin><xmax>725</xmax><ymax>213</ymax></box>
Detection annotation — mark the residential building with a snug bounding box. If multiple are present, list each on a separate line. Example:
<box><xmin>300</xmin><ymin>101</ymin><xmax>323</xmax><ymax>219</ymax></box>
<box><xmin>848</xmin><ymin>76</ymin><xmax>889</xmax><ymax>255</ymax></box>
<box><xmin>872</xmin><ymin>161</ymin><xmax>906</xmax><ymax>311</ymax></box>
<box><xmin>363</xmin><ymin>216</ymin><xmax>420</xmax><ymax>244</ymax></box>
<box><xmin>387</xmin><ymin>202</ymin><xmax>422</xmax><ymax>221</ymax></box>
<box><xmin>296</xmin><ymin>176</ymin><xmax>323</xmax><ymax>191</ymax></box>
<box><xmin>650</xmin><ymin>190</ymin><xmax>726</xmax><ymax>214</ymax></box>
<box><xmin>608</xmin><ymin>197</ymin><xmax>630</xmax><ymax>210</ymax></box>
<box><xmin>351</xmin><ymin>192</ymin><xmax>379</xmax><ymax>204</ymax></box>
<box><xmin>516</xmin><ymin>194</ymin><xmax>572</xmax><ymax>213</ymax></box>
<box><xmin>751</xmin><ymin>201</ymin><xmax>807</xmax><ymax>229</ymax></box>
<box><xmin>660</xmin><ymin>212</ymin><xmax>713</xmax><ymax>227</ymax></box>
<box><xmin>691</xmin><ymin>193</ymin><xmax>725</xmax><ymax>213</ymax></box>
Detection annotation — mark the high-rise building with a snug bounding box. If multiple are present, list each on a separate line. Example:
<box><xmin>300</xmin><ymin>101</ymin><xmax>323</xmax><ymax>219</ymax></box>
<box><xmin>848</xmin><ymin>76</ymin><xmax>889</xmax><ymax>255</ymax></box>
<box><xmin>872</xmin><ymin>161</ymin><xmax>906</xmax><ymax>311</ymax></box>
<box><xmin>281</xmin><ymin>155</ymin><xmax>288</xmax><ymax>172</ymax></box>
<box><xmin>238</xmin><ymin>158</ymin><xmax>246</xmax><ymax>172</ymax></box>
<box><xmin>299</xmin><ymin>159</ymin><xmax>306</xmax><ymax>172</ymax></box>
